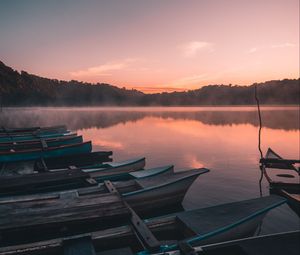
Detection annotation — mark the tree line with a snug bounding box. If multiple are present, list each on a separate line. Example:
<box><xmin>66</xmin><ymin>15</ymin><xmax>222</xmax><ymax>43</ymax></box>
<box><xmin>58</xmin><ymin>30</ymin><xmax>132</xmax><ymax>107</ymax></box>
<box><xmin>0</xmin><ymin>61</ymin><xmax>299</xmax><ymax>106</ymax></box>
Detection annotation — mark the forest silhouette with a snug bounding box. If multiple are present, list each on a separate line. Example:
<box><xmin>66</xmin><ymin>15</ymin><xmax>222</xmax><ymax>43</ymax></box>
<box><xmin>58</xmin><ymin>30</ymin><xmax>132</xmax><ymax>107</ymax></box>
<box><xmin>0</xmin><ymin>61</ymin><xmax>299</xmax><ymax>106</ymax></box>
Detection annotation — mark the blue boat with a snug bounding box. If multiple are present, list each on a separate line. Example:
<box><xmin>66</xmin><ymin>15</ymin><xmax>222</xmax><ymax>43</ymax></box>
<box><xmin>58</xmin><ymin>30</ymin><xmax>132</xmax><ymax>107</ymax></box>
<box><xmin>33</xmin><ymin>151</ymin><xmax>113</xmax><ymax>171</ymax></box>
<box><xmin>0</xmin><ymin>131</ymin><xmax>75</xmax><ymax>143</ymax></box>
<box><xmin>0</xmin><ymin>125</ymin><xmax>67</xmax><ymax>134</ymax></box>
<box><xmin>0</xmin><ymin>141</ymin><xmax>92</xmax><ymax>163</ymax></box>
<box><xmin>0</xmin><ymin>135</ymin><xmax>83</xmax><ymax>151</ymax></box>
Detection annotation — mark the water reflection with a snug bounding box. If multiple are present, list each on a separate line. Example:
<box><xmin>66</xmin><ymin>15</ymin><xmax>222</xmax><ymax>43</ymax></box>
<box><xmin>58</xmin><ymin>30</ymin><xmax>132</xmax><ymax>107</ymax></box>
<box><xmin>0</xmin><ymin>107</ymin><xmax>299</xmax><ymax>234</ymax></box>
<box><xmin>0</xmin><ymin>106</ymin><xmax>299</xmax><ymax>131</ymax></box>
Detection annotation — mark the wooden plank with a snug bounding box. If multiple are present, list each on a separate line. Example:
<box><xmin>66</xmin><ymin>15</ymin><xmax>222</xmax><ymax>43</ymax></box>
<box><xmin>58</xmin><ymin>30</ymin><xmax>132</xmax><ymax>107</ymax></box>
<box><xmin>63</xmin><ymin>236</ymin><xmax>96</xmax><ymax>255</ymax></box>
<box><xmin>0</xmin><ymin>192</ymin><xmax>131</xmax><ymax>244</ymax></box>
<box><xmin>104</xmin><ymin>180</ymin><xmax>161</xmax><ymax>251</ymax></box>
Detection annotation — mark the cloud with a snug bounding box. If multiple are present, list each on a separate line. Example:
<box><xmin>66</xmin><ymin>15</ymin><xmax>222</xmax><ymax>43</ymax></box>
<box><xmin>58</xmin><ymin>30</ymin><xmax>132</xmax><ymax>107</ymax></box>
<box><xmin>70</xmin><ymin>58</ymin><xmax>139</xmax><ymax>77</ymax></box>
<box><xmin>181</xmin><ymin>41</ymin><xmax>214</xmax><ymax>57</ymax></box>
<box><xmin>247</xmin><ymin>43</ymin><xmax>297</xmax><ymax>54</ymax></box>
<box><xmin>248</xmin><ymin>47</ymin><xmax>258</xmax><ymax>53</ymax></box>
<box><xmin>271</xmin><ymin>43</ymin><xmax>297</xmax><ymax>48</ymax></box>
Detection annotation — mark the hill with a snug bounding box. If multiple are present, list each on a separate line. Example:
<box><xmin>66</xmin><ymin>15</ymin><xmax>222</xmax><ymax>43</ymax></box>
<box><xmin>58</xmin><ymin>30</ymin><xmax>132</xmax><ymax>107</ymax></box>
<box><xmin>0</xmin><ymin>61</ymin><xmax>299</xmax><ymax>106</ymax></box>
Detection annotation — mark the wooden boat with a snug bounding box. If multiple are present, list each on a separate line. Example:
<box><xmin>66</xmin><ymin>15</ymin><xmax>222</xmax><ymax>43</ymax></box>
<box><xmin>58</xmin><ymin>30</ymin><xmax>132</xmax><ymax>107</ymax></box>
<box><xmin>0</xmin><ymin>195</ymin><xmax>285</xmax><ymax>254</ymax></box>
<box><xmin>0</xmin><ymin>135</ymin><xmax>83</xmax><ymax>151</ymax></box>
<box><xmin>112</xmin><ymin>230</ymin><xmax>299</xmax><ymax>255</ymax></box>
<box><xmin>14</xmin><ymin>157</ymin><xmax>161</xmax><ymax>181</ymax></box>
<box><xmin>0</xmin><ymin>129</ymin><xmax>71</xmax><ymax>138</ymax></box>
<box><xmin>262</xmin><ymin>148</ymin><xmax>300</xmax><ymax>216</ymax></box>
<box><xmin>0</xmin><ymin>162</ymin><xmax>175</xmax><ymax>196</ymax></box>
<box><xmin>277</xmin><ymin>189</ymin><xmax>300</xmax><ymax>217</ymax></box>
<box><xmin>0</xmin><ymin>132</ymin><xmax>75</xmax><ymax>143</ymax></box>
<box><xmin>34</xmin><ymin>151</ymin><xmax>113</xmax><ymax>171</ymax></box>
<box><xmin>260</xmin><ymin>148</ymin><xmax>300</xmax><ymax>172</ymax></box>
<box><xmin>0</xmin><ymin>151</ymin><xmax>113</xmax><ymax>175</ymax></box>
<box><xmin>0</xmin><ymin>131</ymin><xmax>75</xmax><ymax>143</ymax></box>
<box><xmin>86</xmin><ymin>164</ymin><xmax>174</xmax><ymax>182</ymax></box>
<box><xmin>79</xmin><ymin>158</ymin><xmax>148</xmax><ymax>181</ymax></box>
<box><xmin>0</xmin><ymin>132</ymin><xmax>77</xmax><ymax>144</ymax></box>
<box><xmin>0</xmin><ymin>169</ymin><xmax>208</xmax><ymax>246</ymax></box>
<box><xmin>0</xmin><ymin>125</ymin><xmax>67</xmax><ymax>134</ymax></box>
<box><xmin>0</xmin><ymin>141</ymin><xmax>92</xmax><ymax>163</ymax></box>
<box><xmin>2</xmin><ymin>157</ymin><xmax>146</xmax><ymax>179</ymax></box>
<box><xmin>186</xmin><ymin>230</ymin><xmax>300</xmax><ymax>255</ymax></box>
<box><xmin>0</xmin><ymin>166</ymin><xmax>205</xmax><ymax>198</ymax></box>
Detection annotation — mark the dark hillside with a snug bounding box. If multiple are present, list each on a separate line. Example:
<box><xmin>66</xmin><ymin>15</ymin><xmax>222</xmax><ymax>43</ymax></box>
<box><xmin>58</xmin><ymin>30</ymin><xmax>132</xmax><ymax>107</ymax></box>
<box><xmin>0</xmin><ymin>61</ymin><xmax>299</xmax><ymax>106</ymax></box>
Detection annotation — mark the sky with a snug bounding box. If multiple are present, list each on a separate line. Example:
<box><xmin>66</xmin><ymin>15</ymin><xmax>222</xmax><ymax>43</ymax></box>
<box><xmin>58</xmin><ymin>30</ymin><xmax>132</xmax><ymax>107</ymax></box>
<box><xmin>0</xmin><ymin>0</ymin><xmax>299</xmax><ymax>93</ymax></box>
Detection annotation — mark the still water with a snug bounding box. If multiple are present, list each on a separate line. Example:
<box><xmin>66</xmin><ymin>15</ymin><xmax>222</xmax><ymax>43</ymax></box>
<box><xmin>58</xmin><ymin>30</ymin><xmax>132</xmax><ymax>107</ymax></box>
<box><xmin>1</xmin><ymin>106</ymin><xmax>299</xmax><ymax>234</ymax></box>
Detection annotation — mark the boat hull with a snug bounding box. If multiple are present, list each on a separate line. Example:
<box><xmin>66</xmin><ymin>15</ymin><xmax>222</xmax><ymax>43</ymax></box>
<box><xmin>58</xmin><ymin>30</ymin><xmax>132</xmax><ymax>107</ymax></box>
<box><xmin>0</xmin><ymin>125</ymin><xmax>67</xmax><ymax>134</ymax></box>
<box><xmin>0</xmin><ymin>196</ymin><xmax>285</xmax><ymax>255</ymax></box>
<box><xmin>124</xmin><ymin>172</ymin><xmax>202</xmax><ymax>212</ymax></box>
<box><xmin>0</xmin><ymin>132</ymin><xmax>74</xmax><ymax>143</ymax></box>
<box><xmin>0</xmin><ymin>142</ymin><xmax>92</xmax><ymax>163</ymax></box>
<box><xmin>34</xmin><ymin>151</ymin><xmax>113</xmax><ymax>171</ymax></box>
<box><xmin>0</xmin><ymin>169</ymin><xmax>207</xmax><ymax>246</ymax></box>
<box><xmin>0</xmin><ymin>136</ymin><xmax>83</xmax><ymax>151</ymax></box>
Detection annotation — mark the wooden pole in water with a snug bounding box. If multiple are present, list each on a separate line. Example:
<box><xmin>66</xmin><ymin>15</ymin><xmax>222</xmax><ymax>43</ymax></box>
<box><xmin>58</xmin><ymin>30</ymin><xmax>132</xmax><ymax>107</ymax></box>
<box><xmin>254</xmin><ymin>84</ymin><xmax>264</xmax><ymax>197</ymax></box>
<box><xmin>0</xmin><ymin>93</ymin><xmax>2</xmax><ymax>112</ymax></box>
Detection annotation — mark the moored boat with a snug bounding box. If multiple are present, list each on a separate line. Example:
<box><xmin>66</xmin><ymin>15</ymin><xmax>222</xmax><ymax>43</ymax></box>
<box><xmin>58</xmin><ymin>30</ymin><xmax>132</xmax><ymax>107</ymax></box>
<box><xmin>4</xmin><ymin>157</ymin><xmax>147</xmax><ymax>179</ymax></box>
<box><xmin>0</xmin><ymin>141</ymin><xmax>92</xmax><ymax>163</ymax></box>
<box><xmin>0</xmin><ymin>135</ymin><xmax>83</xmax><ymax>151</ymax></box>
<box><xmin>260</xmin><ymin>148</ymin><xmax>300</xmax><ymax>172</ymax></box>
<box><xmin>0</xmin><ymin>128</ymin><xmax>70</xmax><ymax>138</ymax></box>
<box><xmin>184</xmin><ymin>230</ymin><xmax>300</xmax><ymax>255</ymax></box>
<box><xmin>0</xmin><ymin>131</ymin><xmax>75</xmax><ymax>143</ymax></box>
<box><xmin>34</xmin><ymin>151</ymin><xmax>113</xmax><ymax>171</ymax></box>
<box><xmin>0</xmin><ymin>125</ymin><xmax>67</xmax><ymax>134</ymax></box>
<box><xmin>80</xmin><ymin>157</ymin><xmax>147</xmax><ymax>180</ymax></box>
<box><xmin>262</xmin><ymin>148</ymin><xmax>300</xmax><ymax>216</ymax></box>
<box><xmin>0</xmin><ymin>168</ymin><xmax>208</xmax><ymax>246</ymax></box>
<box><xmin>103</xmin><ymin>230</ymin><xmax>299</xmax><ymax>255</ymax></box>
<box><xmin>0</xmin><ymin>196</ymin><xmax>285</xmax><ymax>254</ymax></box>
<box><xmin>0</xmin><ymin>167</ymin><xmax>206</xmax><ymax>198</ymax></box>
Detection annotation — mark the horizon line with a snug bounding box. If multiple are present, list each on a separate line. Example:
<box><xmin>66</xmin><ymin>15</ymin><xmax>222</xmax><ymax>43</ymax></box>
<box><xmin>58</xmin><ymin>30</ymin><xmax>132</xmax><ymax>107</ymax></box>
<box><xmin>1</xmin><ymin>61</ymin><xmax>299</xmax><ymax>94</ymax></box>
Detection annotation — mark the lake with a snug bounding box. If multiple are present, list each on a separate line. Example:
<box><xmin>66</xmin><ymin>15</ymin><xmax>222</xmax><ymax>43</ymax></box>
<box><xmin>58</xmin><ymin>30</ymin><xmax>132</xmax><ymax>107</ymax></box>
<box><xmin>1</xmin><ymin>106</ymin><xmax>299</xmax><ymax>235</ymax></box>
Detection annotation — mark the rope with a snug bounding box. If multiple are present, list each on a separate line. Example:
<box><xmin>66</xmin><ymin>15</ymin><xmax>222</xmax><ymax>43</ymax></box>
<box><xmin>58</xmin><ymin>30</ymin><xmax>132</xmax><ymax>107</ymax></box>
<box><xmin>254</xmin><ymin>84</ymin><xmax>264</xmax><ymax>197</ymax></box>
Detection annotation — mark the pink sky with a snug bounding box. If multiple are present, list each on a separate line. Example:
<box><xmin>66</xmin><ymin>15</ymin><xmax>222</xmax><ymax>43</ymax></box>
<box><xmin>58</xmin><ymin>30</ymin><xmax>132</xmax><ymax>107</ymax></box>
<box><xmin>1</xmin><ymin>0</ymin><xmax>299</xmax><ymax>93</ymax></box>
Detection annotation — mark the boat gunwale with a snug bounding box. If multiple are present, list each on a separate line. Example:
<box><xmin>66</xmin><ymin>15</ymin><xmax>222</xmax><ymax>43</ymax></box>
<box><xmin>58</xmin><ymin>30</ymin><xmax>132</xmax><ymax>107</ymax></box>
<box><xmin>159</xmin><ymin>197</ymin><xmax>287</xmax><ymax>252</ymax></box>
<box><xmin>0</xmin><ymin>141</ymin><xmax>92</xmax><ymax>156</ymax></box>
<box><xmin>84</xmin><ymin>157</ymin><xmax>146</xmax><ymax>173</ymax></box>
<box><xmin>133</xmin><ymin>165</ymin><xmax>174</xmax><ymax>179</ymax></box>
<box><xmin>122</xmin><ymin>168</ymin><xmax>209</xmax><ymax>197</ymax></box>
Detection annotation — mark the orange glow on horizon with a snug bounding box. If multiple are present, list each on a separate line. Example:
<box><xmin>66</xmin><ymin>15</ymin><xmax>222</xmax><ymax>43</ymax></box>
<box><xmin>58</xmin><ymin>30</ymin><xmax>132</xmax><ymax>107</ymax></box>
<box><xmin>1</xmin><ymin>0</ymin><xmax>299</xmax><ymax>93</ymax></box>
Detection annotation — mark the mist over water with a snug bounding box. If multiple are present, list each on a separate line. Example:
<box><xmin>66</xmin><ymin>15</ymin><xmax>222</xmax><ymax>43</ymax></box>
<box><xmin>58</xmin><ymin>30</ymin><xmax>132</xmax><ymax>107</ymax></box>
<box><xmin>1</xmin><ymin>106</ymin><xmax>299</xmax><ymax>234</ymax></box>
